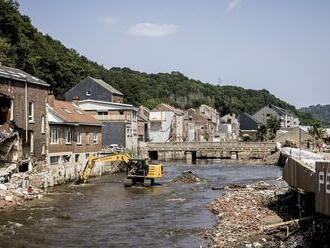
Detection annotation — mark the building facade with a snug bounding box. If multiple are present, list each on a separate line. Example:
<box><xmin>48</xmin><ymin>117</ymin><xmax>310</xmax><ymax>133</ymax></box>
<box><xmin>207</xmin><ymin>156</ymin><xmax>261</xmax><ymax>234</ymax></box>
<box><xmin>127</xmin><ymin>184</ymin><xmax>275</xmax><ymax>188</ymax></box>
<box><xmin>218</xmin><ymin>114</ymin><xmax>239</xmax><ymax>141</ymax></box>
<box><xmin>47</xmin><ymin>97</ymin><xmax>102</xmax><ymax>171</ymax></box>
<box><xmin>76</xmin><ymin>99</ymin><xmax>138</xmax><ymax>151</ymax></box>
<box><xmin>253</xmin><ymin>104</ymin><xmax>300</xmax><ymax>128</ymax></box>
<box><xmin>0</xmin><ymin>65</ymin><xmax>49</xmax><ymax>167</ymax></box>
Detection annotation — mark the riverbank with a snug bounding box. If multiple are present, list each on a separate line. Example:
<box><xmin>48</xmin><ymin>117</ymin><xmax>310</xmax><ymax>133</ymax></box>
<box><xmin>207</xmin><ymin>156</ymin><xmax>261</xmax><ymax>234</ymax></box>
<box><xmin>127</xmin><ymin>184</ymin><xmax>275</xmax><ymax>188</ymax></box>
<box><xmin>0</xmin><ymin>161</ymin><xmax>123</xmax><ymax>211</ymax></box>
<box><xmin>205</xmin><ymin>180</ymin><xmax>315</xmax><ymax>247</ymax></box>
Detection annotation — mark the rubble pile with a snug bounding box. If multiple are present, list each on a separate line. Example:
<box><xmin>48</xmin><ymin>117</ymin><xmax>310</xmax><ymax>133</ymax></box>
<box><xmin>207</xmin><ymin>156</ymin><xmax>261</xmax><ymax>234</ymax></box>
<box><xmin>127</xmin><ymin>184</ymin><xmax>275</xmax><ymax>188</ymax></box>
<box><xmin>206</xmin><ymin>181</ymin><xmax>290</xmax><ymax>247</ymax></box>
<box><xmin>171</xmin><ymin>170</ymin><xmax>207</xmax><ymax>184</ymax></box>
<box><xmin>263</xmin><ymin>151</ymin><xmax>280</xmax><ymax>165</ymax></box>
<box><xmin>0</xmin><ymin>164</ymin><xmax>47</xmax><ymax>210</ymax></box>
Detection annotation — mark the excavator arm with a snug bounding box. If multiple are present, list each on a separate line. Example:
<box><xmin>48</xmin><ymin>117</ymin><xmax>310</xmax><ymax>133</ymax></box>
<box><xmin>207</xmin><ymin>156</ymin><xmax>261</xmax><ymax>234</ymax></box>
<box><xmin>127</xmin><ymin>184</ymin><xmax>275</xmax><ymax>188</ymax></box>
<box><xmin>76</xmin><ymin>153</ymin><xmax>132</xmax><ymax>184</ymax></box>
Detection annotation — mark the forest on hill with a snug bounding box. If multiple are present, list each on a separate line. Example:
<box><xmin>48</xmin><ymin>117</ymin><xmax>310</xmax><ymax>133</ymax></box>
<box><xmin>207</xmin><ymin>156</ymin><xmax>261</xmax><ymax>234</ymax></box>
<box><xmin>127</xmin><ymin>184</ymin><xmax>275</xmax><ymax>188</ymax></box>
<box><xmin>300</xmin><ymin>105</ymin><xmax>330</xmax><ymax>126</ymax></box>
<box><xmin>0</xmin><ymin>0</ymin><xmax>314</xmax><ymax>124</ymax></box>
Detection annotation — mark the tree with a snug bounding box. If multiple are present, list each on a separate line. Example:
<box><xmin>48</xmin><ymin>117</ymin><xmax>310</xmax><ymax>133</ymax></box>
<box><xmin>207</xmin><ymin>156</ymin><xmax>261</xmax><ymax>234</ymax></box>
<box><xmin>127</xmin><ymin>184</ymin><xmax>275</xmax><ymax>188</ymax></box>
<box><xmin>308</xmin><ymin>120</ymin><xmax>326</xmax><ymax>149</ymax></box>
<box><xmin>256</xmin><ymin>125</ymin><xmax>267</xmax><ymax>141</ymax></box>
<box><xmin>266</xmin><ymin>115</ymin><xmax>281</xmax><ymax>141</ymax></box>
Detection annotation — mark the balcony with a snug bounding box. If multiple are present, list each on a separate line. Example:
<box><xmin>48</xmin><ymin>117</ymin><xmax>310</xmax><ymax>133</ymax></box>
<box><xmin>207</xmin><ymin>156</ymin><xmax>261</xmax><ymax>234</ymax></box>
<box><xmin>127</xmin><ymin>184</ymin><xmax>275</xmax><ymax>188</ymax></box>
<box><xmin>95</xmin><ymin>114</ymin><xmax>132</xmax><ymax>122</ymax></box>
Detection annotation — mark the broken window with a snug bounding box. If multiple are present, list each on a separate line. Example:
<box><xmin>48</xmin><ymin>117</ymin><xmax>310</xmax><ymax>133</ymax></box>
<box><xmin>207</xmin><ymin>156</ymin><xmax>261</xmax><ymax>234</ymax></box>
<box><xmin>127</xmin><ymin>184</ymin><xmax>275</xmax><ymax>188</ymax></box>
<box><xmin>28</xmin><ymin>102</ymin><xmax>34</xmax><ymax>123</ymax></box>
<box><xmin>75</xmin><ymin>154</ymin><xmax>80</xmax><ymax>163</ymax></box>
<box><xmin>0</xmin><ymin>95</ymin><xmax>11</xmax><ymax>125</ymax></box>
<box><xmin>62</xmin><ymin>155</ymin><xmax>71</xmax><ymax>163</ymax></box>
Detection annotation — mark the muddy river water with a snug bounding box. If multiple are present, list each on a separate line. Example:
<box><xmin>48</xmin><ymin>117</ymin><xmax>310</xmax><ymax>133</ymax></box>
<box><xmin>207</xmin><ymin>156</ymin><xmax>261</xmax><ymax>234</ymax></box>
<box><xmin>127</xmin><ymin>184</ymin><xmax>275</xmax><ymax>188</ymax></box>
<box><xmin>0</xmin><ymin>162</ymin><xmax>282</xmax><ymax>248</ymax></box>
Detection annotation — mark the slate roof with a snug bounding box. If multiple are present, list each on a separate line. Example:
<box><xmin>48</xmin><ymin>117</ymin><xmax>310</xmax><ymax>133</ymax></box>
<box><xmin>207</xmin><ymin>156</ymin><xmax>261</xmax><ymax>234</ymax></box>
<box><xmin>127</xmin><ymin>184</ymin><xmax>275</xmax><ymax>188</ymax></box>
<box><xmin>85</xmin><ymin>76</ymin><xmax>123</xmax><ymax>96</ymax></box>
<box><xmin>50</xmin><ymin>100</ymin><xmax>101</xmax><ymax>125</ymax></box>
<box><xmin>0</xmin><ymin>65</ymin><xmax>49</xmax><ymax>87</ymax></box>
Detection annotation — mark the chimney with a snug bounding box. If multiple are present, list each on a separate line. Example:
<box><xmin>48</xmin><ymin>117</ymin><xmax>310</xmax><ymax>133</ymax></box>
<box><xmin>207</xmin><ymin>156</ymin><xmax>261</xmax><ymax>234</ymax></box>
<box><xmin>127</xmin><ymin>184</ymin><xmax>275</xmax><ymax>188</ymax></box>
<box><xmin>72</xmin><ymin>96</ymin><xmax>80</xmax><ymax>106</ymax></box>
<box><xmin>47</xmin><ymin>92</ymin><xmax>55</xmax><ymax>107</ymax></box>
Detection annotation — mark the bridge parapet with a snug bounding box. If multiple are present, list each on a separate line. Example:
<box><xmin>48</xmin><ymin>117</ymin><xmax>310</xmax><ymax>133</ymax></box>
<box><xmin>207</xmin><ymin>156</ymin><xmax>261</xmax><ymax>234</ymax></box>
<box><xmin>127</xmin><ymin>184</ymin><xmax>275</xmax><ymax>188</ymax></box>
<box><xmin>141</xmin><ymin>142</ymin><xmax>276</xmax><ymax>161</ymax></box>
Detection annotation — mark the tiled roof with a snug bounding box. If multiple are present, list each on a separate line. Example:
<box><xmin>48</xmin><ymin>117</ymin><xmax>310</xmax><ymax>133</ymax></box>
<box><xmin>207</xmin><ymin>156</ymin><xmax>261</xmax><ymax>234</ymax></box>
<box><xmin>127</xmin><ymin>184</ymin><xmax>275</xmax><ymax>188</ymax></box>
<box><xmin>0</xmin><ymin>65</ymin><xmax>49</xmax><ymax>87</ymax></box>
<box><xmin>152</xmin><ymin>103</ymin><xmax>185</xmax><ymax>115</ymax></box>
<box><xmin>86</xmin><ymin>76</ymin><xmax>123</xmax><ymax>96</ymax></box>
<box><xmin>51</xmin><ymin>100</ymin><xmax>101</xmax><ymax>125</ymax></box>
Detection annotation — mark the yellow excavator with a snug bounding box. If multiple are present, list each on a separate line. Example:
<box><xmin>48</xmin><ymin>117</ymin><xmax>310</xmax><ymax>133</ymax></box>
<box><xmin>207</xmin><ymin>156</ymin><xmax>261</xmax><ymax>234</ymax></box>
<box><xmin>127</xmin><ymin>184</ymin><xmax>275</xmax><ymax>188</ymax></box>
<box><xmin>76</xmin><ymin>153</ymin><xmax>163</xmax><ymax>186</ymax></box>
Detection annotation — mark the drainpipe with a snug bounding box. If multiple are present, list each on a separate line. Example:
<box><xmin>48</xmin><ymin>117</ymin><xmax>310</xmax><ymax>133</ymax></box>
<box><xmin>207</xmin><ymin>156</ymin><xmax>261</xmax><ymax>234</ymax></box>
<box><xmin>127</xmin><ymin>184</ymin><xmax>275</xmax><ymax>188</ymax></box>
<box><xmin>25</xmin><ymin>81</ymin><xmax>28</xmax><ymax>143</ymax></box>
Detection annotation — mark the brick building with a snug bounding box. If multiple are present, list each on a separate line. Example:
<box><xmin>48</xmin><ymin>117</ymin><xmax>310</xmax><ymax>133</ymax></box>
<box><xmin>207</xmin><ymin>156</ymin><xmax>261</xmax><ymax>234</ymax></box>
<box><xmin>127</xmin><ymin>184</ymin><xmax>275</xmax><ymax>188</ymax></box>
<box><xmin>47</xmin><ymin>96</ymin><xmax>102</xmax><ymax>169</ymax></box>
<box><xmin>0</xmin><ymin>65</ymin><xmax>49</xmax><ymax>166</ymax></box>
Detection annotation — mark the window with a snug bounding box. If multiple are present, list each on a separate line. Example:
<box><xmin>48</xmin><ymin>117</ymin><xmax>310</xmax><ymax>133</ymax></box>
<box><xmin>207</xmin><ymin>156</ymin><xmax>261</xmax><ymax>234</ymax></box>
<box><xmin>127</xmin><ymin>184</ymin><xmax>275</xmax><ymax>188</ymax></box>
<box><xmin>41</xmin><ymin>115</ymin><xmax>45</xmax><ymax>133</ymax></box>
<box><xmin>42</xmin><ymin>143</ymin><xmax>46</xmax><ymax>155</ymax></box>
<box><xmin>50</xmin><ymin>126</ymin><xmax>59</xmax><ymax>144</ymax></box>
<box><xmin>10</xmin><ymin>99</ymin><xmax>14</xmax><ymax>121</ymax></box>
<box><xmin>28</xmin><ymin>102</ymin><xmax>34</xmax><ymax>123</ymax></box>
<box><xmin>75</xmin><ymin>154</ymin><xmax>80</xmax><ymax>163</ymax></box>
<box><xmin>86</xmin><ymin>90</ymin><xmax>91</xmax><ymax>96</ymax></box>
<box><xmin>76</xmin><ymin>130</ymin><xmax>82</xmax><ymax>145</ymax></box>
<box><xmin>65</xmin><ymin>128</ymin><xmax>72</xmax><ymax>144</ymax></box>
<box><xmin>119</xmin><ymin>110</ymin><xmax>124</xmax><ymax>115</ymax></box>
<box><xmin>85</xmin><ymin>153</ymin><xmax>90</xmax><ymax>160</ymax></box>
<box><xmin>98</xmin><ymin>111</ymin><xmax>108</xmax><ymax>115</ymax></box>
<box><xmin>50</xmin><ymin>156</ymin><xmax>60</xmax><ymax>165</ymax></box>
<box><xmin>93</xmin><ymin>132</ymin><xmax>98</xmax><ymax>144</ymax></box>
<box><xmin>30</xmin><ymin>132</ymin><xmax>34</xmax><ymax>153</ymax></box>
<box><xmin>62</xmin><ymin>155</ymin><xmax>70</xmax><ymax>163</ymax></box>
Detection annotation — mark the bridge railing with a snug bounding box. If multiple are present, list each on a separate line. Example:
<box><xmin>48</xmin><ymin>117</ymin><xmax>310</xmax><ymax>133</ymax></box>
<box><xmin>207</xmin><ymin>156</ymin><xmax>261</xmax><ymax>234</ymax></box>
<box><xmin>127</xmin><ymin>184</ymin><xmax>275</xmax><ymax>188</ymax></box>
<box><xmin>146</xmin><ymin>141</ymin><xmax>276</xmax><ymax>149</ymax></box>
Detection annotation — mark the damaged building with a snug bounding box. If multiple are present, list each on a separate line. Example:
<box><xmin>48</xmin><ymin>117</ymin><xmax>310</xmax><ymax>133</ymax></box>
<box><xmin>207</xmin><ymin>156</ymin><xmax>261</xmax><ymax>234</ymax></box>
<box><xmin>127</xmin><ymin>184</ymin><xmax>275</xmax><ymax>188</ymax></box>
<box><xmin>0</xmin><ymin>65</ymin><xmax>49</xmax><ymax>172</ymax></box>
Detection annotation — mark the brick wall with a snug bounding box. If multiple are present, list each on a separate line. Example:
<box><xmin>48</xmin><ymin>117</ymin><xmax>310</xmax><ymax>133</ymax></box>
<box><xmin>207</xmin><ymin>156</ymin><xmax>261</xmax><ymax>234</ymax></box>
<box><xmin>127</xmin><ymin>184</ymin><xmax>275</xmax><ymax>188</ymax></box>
<box><xmin>0</xmin><ymin>78</ymin><xmax>48</xmax><ymax>162</ymax></box>
<box><xmin>49</xmin><ymin>124</ymin><xmax>102</xmax><ymax>154</ymax></box>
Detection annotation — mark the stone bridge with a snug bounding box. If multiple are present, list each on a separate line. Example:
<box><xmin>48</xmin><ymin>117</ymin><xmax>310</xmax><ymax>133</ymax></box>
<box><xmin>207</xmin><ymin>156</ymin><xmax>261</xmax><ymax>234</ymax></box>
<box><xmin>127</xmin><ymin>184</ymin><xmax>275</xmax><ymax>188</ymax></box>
<box><xmin>140</xmin><ymin>142</ymin><xmax>277</xmax><ymax>162</ymax></box>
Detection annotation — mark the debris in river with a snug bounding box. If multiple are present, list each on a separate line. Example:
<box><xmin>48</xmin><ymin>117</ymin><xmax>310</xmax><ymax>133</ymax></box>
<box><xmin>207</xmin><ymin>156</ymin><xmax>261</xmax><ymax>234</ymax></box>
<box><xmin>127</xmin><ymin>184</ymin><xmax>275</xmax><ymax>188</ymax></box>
<box><xmin>171</xmin><ymin>170</ymin><xmax>206</xmax><ymax>184</ymax></box>
<box><xmin>205</xmin><ymin>180</ymin><xmax>293</xmax><ymax>247</ymax></box>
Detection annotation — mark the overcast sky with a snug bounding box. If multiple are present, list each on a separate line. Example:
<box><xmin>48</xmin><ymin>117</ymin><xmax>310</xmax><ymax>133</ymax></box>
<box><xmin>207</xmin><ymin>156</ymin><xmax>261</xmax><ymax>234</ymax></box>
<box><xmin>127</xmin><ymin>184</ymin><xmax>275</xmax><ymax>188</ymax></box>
<box><xmin>18</xmin><ymin>0</ymin><xmax>330</xmax><ymax>108</ymax></box>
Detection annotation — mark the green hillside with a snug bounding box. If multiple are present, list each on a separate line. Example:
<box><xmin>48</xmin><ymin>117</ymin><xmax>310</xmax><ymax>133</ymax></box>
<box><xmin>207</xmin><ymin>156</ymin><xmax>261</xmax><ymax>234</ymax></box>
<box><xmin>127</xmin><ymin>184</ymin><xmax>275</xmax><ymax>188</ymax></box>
<box><xmin>300</xmin><ymin>105</ymin><xmax>330</xmax><ymax>126</ymax></box>
<box><xmin>0</xmin><ymin>0</ymin><xmax>314</xmax><ymax>124</ymax></box>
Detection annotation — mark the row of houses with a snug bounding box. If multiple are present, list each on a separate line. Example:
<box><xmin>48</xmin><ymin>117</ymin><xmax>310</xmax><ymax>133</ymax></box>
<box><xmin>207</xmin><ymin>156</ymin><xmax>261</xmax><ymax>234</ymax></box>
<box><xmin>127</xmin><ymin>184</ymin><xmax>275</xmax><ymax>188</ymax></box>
<box><xmin>1</xmin><ymin>64</ymin><xmax>320</xmax><ymax>172</ymax></box>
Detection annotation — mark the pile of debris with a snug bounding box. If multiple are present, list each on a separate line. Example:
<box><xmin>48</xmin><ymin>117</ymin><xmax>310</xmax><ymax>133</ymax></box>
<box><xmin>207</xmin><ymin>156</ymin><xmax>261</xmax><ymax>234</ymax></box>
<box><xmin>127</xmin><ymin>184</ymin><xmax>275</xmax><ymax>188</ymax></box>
<box><xmin>205</xmin><ymin>181</ymin><xmax>297</xmax><ymax>247</ymax></box>
<box><xmin>0</xmin><ymin>163</ymin><xmax>46</xmax><ymax>210</ymax></box>
<box><xmin>263</xmin><ymin>151</ymin><xmax>280</xmax><ymax>165</ymax></box>
<box><xmin>172</xmin><ymin>170</ymin><xmax>207</xmax><ymax>184</ymax></box>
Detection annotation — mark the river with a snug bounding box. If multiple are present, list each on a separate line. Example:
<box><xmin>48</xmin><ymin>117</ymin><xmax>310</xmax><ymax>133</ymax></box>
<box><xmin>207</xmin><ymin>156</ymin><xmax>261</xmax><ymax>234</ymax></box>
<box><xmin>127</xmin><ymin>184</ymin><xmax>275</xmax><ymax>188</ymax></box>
<box><xmin>0</xmin><ymin>162</ymin><xmax>282</xmax><ymax>248</ymax></box>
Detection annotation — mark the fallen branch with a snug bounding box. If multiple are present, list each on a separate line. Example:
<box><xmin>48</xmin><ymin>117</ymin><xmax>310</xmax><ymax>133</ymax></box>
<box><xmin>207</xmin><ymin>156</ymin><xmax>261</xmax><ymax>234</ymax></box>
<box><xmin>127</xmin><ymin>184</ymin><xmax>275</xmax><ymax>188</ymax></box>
<box><xmin>263</xmin><ymin>216</ymin><xmax>313</xmax><ymax>230</ymax></box>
